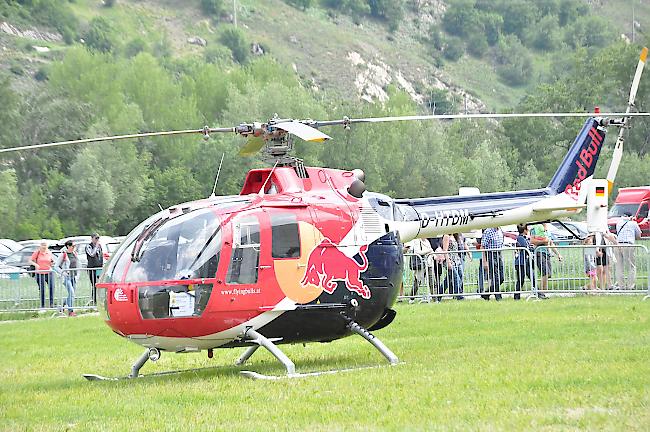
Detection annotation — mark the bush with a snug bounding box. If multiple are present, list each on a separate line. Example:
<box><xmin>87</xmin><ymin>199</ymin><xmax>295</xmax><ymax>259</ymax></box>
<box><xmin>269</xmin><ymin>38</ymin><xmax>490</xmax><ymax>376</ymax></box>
<box><xmin>443</xmin><ymin>37</ymin><xmax>464</xmax><ymax>62</ymax></box>
<box><xmin>84</xmin><ymin>17</ymin><xmax>116</xmax><ymax>53</ymax></box>
<box><xmin>201</xmin><ymin>0</ymin><xmax>224</xmax><ymax>16</ymax></box>
<box><xmin>285</xmin><ymin>0</ymin><xmax>312</xmax><ymax>10</ymax></box>
<box><xmin>9</xmin><ymin>63</ymin><xmax>24</xmax><ymax>76</ymax></box>
<box><xmin>34</xmin><ymin>66</ymin><xmax>50</xmax><ymax>81</ymax></box>
<box><xmin>204</xmin><ymin>44</ymin><xmax>233</xmax><ymax>64</ymax></box>
<box><xmin>220</xmin><ymin>26</ymin><xmax>249</xmax><ymax>64</ymax></box>
<box><xmin>124</xmin><ymin>38</ymin><xmax>147</xmax><ymax>58</ymax></box>
<box><xmin>494</xmin><ymin>35</ymin><xmax>533</xmax><ymax>86</ymax></box>
<box><xmin>467</xmin><ymin>32</ymin><xmax>488</xmax><ymax>58</ymax></box>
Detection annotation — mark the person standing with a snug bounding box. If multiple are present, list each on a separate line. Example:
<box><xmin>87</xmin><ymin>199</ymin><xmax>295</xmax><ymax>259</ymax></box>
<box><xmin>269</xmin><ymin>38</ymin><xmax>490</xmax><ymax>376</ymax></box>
<box><xmin>29</xmin><ymin>242</ymin><xmax>55</xmax><ymax>308</ymax></box>
<box><xmin>86</xmin><ymin>233</ymin><xmax>104</xmax><ymax>304</ymax></box>
<box><xmin>514</xmin><ymin>224</ymin><xmax>535</xmax><ymax>300</ymax></box>
<box><xmin>615</xmin><ymin>213</ymin><xmax>642</xmax><ymax>289</ymax></box>
<box><xmin>598</xmin><ymin>231</ymin><xmax>617</xmax><ymax>290</ymax></box>
<box><xmin>55</xmin><ymin>240</ymin><xmax>79</xmax><ymax>316</ymax></box>
<box><xmin>404</xmin><ymin>237</ymin><xmax>433</xmax><ymax>301</ymax></box>
<box><xmin>481</xmin><ymin>226</ymin><xmax>504</xmax><ymax>301</ymax></box>
<box><xmin>530</xmin><ymin>223</ymin><xmax>562</xmax><ymax>298</ymax></box>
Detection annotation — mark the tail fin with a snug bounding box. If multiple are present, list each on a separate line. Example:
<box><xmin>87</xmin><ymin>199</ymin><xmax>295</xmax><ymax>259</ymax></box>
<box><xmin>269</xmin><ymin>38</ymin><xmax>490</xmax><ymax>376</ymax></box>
<box><xmin>547</xmin><ymin>118</ymin><xmax>606</xmax><ymax>196</ymax></box>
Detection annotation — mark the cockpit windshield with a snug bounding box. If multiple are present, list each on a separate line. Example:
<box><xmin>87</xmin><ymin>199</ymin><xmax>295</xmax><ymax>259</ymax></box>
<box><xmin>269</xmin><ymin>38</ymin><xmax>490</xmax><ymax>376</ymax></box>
<box><xmin>102</xmin><ymin>208</ymin><xmax>222</xmax><ymax>284</ymax></box>
<box><xmin>125</xmin><ymin>208</ymin><xmax>222</xmax><ymax>283</ymax></box>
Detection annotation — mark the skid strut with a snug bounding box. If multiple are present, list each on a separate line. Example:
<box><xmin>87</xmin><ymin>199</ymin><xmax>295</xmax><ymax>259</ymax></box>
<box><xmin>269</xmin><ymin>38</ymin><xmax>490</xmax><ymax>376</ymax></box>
<box><xmin>238</xmin><ymin>328</ymin><xmax>296</xmax><ymax>375</ymax></box>
<box><xmin>347</xmin><ymin>320</ymin><xmax>399</xmax><ymax>365</ymax></box>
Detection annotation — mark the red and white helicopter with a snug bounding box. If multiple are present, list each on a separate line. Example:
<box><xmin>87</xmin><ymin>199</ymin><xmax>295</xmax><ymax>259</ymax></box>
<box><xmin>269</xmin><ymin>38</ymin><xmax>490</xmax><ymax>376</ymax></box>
<box><xmin>2</xmin><ymin>48</ymin><xmax>647</xmax><ymax>380</ymax></box>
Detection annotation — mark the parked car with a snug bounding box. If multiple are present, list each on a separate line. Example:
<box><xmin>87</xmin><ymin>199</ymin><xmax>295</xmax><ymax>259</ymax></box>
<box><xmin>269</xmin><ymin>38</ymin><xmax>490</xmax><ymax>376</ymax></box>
<box><xmin>0</xmin><ymin>263</ymin><xmax>30</xmax><ymax>279</ymax></box>
<box><xmin>18</xmin><ymin>239</ymin><xmax>59</xmax><ymax>249</ymax></box>
<box><xmin>0</xmin><ymin>239</ymin><xmax>22</xmax><ymax>260</ymax></box>
<box><xmin>607</xmin><ymin>186</ymin><xmax>650</xmax><ymax>238</ymax></box>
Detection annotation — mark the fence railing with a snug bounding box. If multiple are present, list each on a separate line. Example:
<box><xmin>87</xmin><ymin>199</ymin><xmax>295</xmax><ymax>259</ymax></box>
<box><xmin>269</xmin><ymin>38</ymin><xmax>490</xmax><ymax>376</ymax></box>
<box><xmin>2</xmin><ymin>243</ymin><xmax>648</xmax><ymax>313</ymax></box>
<box><xmin>0</xmin><ymin>267</ymin><xmax>102</xmax><ymax>312</ymax></box>
<box><xmin>401</xmin><ymin>243</ymin><xmax>650</xmax><ymax>302</ymax></box>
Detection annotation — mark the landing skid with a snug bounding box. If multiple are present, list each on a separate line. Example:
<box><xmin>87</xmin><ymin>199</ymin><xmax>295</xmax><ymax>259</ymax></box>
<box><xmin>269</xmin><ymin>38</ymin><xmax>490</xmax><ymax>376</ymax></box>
<box><xmin>83</xmin><ymin>365</ymin><xmax>229</xmax><ymax>382</ymax></box>
<box><xmin>83</xmin><ymin>321</ymin><xmax>399</xmax><ymax>381</ymax></box>
<box><xmin>240</xmin><ymin>364</ymin><xmax>393</xmax><ymax>380</ymax></box>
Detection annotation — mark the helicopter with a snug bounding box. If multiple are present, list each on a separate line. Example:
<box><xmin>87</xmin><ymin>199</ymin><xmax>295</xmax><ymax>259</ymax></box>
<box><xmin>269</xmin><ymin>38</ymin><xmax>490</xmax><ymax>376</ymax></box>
<box><xmin>1</xmin><ymin>48</ymin><xmax>648</xmax><ymax>381</ymax></box>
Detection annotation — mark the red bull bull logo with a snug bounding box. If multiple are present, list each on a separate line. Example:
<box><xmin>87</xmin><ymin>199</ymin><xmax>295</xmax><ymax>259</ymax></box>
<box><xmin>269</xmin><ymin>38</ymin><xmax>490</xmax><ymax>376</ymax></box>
<box><xmin>300</xmin><ymin>238</ymin><xmax>370</xmax><ymax>299</ymax></box>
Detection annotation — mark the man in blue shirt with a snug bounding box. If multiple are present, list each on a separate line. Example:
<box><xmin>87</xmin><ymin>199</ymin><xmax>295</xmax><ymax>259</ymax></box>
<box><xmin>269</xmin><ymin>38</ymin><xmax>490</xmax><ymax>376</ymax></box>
<box><xmin>481</xmin><ymin>226</ymin><xmax>504</xmax><ymax>301</ymax></box>
<box><xmin>615</xmin><ymin>213</ymin><xmax>642</xmax><ymax>289</ymax></box>
<box><xmin>514</xmin><ymin>224</ymin><xmax>536</xmax><ymax>300</ymax></box>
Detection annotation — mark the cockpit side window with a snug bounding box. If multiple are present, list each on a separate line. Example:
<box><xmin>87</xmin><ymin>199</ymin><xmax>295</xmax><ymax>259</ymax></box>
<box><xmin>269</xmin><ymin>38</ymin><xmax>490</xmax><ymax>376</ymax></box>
<box><xmin>226</xmin><ymin>216</ymin><xmax>260</xmax><ymax>284</ymax></box>
<box><xmin>271</xmin><ymin>213</ymin><xmax>300</xmax><ymax>258</ymax></box>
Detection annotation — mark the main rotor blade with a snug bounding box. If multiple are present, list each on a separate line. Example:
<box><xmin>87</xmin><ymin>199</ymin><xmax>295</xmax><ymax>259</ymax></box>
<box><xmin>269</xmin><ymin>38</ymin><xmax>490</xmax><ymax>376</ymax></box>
<box><xmin>274</xmin><ymin>121</ymin><xmax>331</xmax><ymax>142</ymax></box>
<box><xmin>239</xmin><ymin>136</ymin><xmax>266</xmax><ymax>156</ymax></box>
<box><xmin>315</xmin><ymin>111</ymin><xmax>650</xmax><ymax>127</ymax></box>
<box><xmin>606</xmin><ymin>47</ymin><xmax>648</xmax><ymax>193</ymax></box>
<box><xmin>0</xmin><ymin>127</ymin><xmax>235</xmax><ymax>154</ymax></box>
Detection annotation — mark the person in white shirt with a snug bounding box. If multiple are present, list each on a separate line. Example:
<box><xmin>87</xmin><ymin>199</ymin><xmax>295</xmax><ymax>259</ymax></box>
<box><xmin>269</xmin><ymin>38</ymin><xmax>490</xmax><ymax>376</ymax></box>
<box><xmin>404</xmin><ymin>238</ymin><xmax>433</xmax><ymax>301</ymax></box>
<box><xmin>615</xmin><ymin>213</ymin><xmax>642</xmax><ymax>289</ymax></box>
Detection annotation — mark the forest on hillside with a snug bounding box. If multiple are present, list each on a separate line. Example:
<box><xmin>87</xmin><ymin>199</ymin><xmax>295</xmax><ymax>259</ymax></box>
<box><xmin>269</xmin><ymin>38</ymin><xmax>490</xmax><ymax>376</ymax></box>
<box><xmin>1</xmin><ymin>0</ymin><xmax>650</xmax><ymax>239</ymax></box>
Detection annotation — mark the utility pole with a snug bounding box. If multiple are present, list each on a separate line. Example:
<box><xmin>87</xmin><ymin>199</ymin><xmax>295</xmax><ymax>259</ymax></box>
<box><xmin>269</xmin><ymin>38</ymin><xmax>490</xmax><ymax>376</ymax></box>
<box><xmin>233</xmin><ymin>0</ymin><xmax>238</xmax><ymax>28</ymax></box>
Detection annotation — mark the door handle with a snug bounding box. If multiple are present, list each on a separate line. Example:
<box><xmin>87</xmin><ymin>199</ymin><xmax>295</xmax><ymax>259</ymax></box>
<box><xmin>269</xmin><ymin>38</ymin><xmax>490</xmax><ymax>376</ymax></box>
<box><xmin>259</xmin><ymin>265</ymin><xmax>272</xmax><ymax>270</ymax></box>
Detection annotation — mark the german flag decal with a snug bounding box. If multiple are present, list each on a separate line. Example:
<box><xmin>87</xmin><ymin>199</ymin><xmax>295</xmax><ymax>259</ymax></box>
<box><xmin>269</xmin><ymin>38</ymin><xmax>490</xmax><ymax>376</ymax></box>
<box><xmin>595</xmin><ymin>186</ymin><xmax>606</xmax><ymax>197</ymax></box>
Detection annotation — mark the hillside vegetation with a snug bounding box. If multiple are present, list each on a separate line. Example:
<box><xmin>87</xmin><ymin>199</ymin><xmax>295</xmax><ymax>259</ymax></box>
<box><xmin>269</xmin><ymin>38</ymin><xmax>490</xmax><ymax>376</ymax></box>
<box><xmin>0</xmin><ymin>0</ymin><xmax>650</xmax><ymax>238</ymax></box>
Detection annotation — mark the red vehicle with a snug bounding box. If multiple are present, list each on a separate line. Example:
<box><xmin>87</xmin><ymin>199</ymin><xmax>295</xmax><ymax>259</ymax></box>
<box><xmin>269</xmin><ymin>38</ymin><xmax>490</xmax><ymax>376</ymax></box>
<box><xmin>607</xmin><ymin>186</ymin><xmax>650</xmax><ymax>238</ymax></box>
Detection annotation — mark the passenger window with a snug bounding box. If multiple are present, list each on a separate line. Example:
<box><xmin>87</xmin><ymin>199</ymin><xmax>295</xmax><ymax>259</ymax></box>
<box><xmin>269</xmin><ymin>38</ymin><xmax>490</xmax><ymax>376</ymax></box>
<box><xmin>638</xmin><ymin>203</ymin><xmax>649</xmax><ymax>219</ymax></box>
<box><xmin>271</xmin><ymin>213</ymin><xmax>300</xmax><ymax>258</ymax></box>
<box><xmin>226</xmin><ymin>216</ymin><xmax>260</xmax><ymax>284</ymax></box>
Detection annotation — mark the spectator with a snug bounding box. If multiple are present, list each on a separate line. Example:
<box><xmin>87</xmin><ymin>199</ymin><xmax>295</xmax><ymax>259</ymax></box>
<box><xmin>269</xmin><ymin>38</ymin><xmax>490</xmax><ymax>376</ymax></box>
<box><xmin>530</xmin><ymin>223</ymin><xmax>562</xmax><ymax>298</ymax></box>
<box><xmin>55</xmin><ymin>240</ymin><xmax>79</xmax><ymax>317</ymax></box>
<box><xmin>86</xmin><ymin>233</ymin><xmax>104</xmax><ymax>304</ymax></box>
<box><xmin>28</xmin><ymin>242</ymin><xmax>55</xmax><ymax>308</ymax></box>
<box><xmin>456</xmin><ymin>233</ymin><xmax>471</xmax><ymax>294</ymax></box>
<box><xmin>427</xmin><ymin>237</ymin><xmax>445</xmax><ymax>300</ymax></box>
<box><xmin>481</xmin><ymin>226</ymin><xmax>504</xmax><ymax>301</ymax></box>
<box><xmin>615</xmin><ymin>213</ymin><xmax>642</xmax><ymax>289</ymax></box>
<box><xmin>441</xmin><ymin>233</ymin><xmax>464</xmax><ymax>300</ymax></box>
<box><xmin>404</xmin><ymin>237</ymin><xmax>432</xmax><ymax>301</ymax></box>
<box><xmin>598</xmin><ymin>231</ymin><xmax>617</xmax><ymax>290</ymax></box>
<box><xmin>476</xmin><ymin>232</ymin><xmax>488</xmax><ymax>295</ymax></box>
<box><xmin>514</xmin><ymin>224</ymin><xmax>535</xmax><ymax>300</ymax></box>
<box><xmin>583</xmin><ymin>234</ymin><xmax>598</xmax><ymax>291</ymax></box>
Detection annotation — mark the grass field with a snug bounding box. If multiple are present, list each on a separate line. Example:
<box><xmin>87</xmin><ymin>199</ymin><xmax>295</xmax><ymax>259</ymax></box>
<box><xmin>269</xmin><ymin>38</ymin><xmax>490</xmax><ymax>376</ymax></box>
<box><xmin>1</xmin><ymin>297</ymin><xmax>648</xmax><ymax>431</ymax></box>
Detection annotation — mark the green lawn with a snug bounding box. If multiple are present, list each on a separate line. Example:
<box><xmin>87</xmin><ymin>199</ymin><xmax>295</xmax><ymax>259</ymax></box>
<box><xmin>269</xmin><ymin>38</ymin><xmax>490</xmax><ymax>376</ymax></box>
<box><xmin>1</xmin><ymin>297</ymin><xmax>648</xmax><ymax>431</ymax></box>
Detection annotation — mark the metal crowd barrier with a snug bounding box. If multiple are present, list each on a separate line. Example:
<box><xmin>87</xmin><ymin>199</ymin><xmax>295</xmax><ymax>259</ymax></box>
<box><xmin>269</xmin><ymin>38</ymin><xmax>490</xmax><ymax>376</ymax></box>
<box><xmin>401</xmin><ymin>243</ymin><xmax>650</xmax><ymax>302</ymax></box>
<box><xmin>0</xmin><ymin>267</ymin><xmax>102</xmax><ymax>313</ymax></box>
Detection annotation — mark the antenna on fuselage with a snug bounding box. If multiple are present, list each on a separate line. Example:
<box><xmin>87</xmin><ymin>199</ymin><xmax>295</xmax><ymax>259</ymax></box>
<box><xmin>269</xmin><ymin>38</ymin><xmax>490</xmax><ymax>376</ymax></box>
<box><xmin>210</xmin><ymin>153</ymin><xmax>225</xmax><ymax>197</ymax></box>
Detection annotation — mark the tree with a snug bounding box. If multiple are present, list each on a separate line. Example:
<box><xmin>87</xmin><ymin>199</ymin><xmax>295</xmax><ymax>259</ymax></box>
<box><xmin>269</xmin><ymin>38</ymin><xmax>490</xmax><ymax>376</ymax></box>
<box><xmin>84</xmin><ymin>17</ymin><xmax>117</xmax><ymax>53</ymax></box>
<box><xmin>494</xmin><ymin>35</ymin><xmax>533</xmax><ymax>86</ymax></box>
<box><xmin>200</xmin><ymin>0</ymin><xmax>224</xmax><ymax>16</ymax></box>
<box><xmin>0</xmin><ymin>170</ymin><xmax>19</xmax><ymax>238</ymax></box>
<box><xmin>220</xmin><ymin>26</ymin><xmax>249</xmax><ymax>64</ymax></box>
<box><xmin>443</xmin><ymin>37</ymin><xmax>464</xmax><ymax>61</ymax></box>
